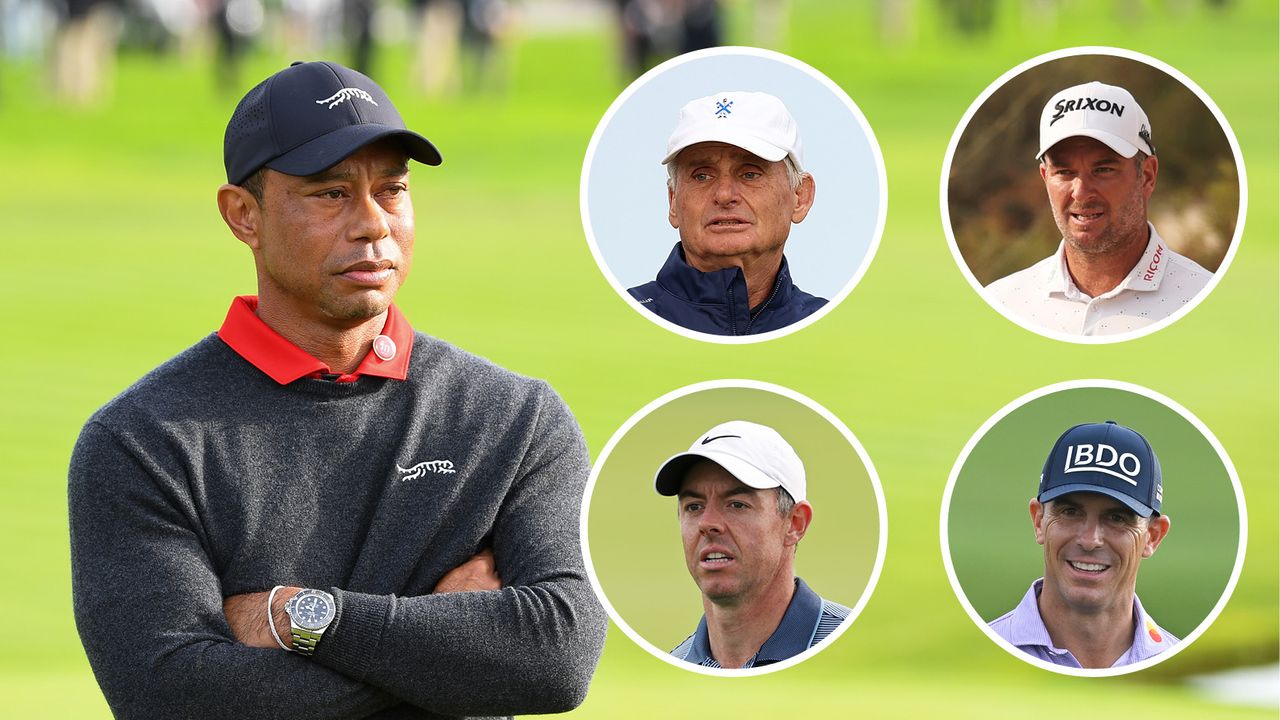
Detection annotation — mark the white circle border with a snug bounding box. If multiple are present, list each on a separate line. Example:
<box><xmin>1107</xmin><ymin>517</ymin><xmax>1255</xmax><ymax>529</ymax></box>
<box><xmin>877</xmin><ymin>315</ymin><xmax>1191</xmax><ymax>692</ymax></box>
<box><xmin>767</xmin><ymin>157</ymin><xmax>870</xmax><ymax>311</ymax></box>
<box><xmin>938</xmin><ymin>378</ymin><xmax>1249</xmax><ymax>677</ymax></box>
<box><xmin>580</xmin><ymin>378</ymin><xmax>890</xmax><ymax>676</ymax></box>
<box><xmin>938</xmin><ymin>46</ymin><xmax>1249</xmax><ymax>345</ymax></box>
<box><xmin>580</xmin><ymin>47</ymin><xmax>890</xmax><ymax>345</ymax></box>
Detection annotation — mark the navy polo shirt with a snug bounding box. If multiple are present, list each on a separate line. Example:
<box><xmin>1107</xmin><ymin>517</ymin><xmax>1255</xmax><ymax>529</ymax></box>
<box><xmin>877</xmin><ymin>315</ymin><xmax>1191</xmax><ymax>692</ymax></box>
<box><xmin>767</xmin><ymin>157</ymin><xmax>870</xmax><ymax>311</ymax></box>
<box><xmin>671</xmin><ymin>577</ymin><xmax>849</xmax><ymax>668</ymax></box>
<box><xmin>628</xmin><ymin>243</ymin><xmax>827</xmax><ymax>336</ymax></box>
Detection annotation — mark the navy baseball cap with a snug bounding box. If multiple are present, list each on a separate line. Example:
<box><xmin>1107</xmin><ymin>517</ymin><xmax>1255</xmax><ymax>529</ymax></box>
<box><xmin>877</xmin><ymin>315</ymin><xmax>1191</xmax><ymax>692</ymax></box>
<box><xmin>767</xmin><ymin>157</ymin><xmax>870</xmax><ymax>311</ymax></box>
<box><xmin>224</xmin><ymin>61</ymin><xmax>441</xmax><ymax>185</ymax></box>
<box><xmin>1038</xmin><ymin>420</ymin><xmax>1163</xmax><ymax>517</ymax></box>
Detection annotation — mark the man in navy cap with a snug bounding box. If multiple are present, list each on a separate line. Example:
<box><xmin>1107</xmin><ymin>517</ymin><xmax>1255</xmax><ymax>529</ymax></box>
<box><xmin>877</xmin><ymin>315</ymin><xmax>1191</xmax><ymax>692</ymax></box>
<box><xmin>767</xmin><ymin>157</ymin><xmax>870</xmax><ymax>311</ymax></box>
<box><xmin>69</xmin><ymin>61</ymin><xmax>605</xmax><ymax>718</ymax></box>
<box><xmin>989</xmin><ymin>421</ymin><xmax>1175</xmax><ymax>669</ymax></box>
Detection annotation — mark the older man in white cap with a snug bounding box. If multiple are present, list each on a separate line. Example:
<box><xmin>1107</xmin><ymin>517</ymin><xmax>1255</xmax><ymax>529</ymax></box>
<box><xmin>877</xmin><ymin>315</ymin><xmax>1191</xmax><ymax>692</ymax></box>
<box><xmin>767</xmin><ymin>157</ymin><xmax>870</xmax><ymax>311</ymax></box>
<box><xmin>653</xmin><ymin>421</ymin><xmax>849</xmax><ymax>669</ymax></box>
<box><xmin>985</xmin><ymin>81</ymin><xmax>1211</xmax><ymax>336</ymax></box>
<box><xmin>627</xmin><ymin>91</ymin><xmax>823</xmax><ymax>336</ymax></box>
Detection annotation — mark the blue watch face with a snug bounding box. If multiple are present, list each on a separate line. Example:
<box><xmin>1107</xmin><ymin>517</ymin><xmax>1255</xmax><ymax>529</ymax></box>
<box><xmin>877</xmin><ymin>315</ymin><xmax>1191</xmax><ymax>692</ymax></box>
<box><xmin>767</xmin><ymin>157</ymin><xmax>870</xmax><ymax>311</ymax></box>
<box><xmin>293</xmin><ymin>593</ymin><xmax>334</xmax><ymax>630</ymax></box>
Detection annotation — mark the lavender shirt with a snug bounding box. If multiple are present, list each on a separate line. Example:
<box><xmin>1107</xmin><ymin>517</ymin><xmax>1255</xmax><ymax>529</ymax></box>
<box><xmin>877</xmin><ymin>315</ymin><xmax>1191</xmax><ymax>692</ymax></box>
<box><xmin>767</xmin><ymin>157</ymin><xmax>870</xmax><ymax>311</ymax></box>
<box><xmin>989</xmin><ymin>579</ymin><xmax>1179</xmax><ymax>668</ymax></box>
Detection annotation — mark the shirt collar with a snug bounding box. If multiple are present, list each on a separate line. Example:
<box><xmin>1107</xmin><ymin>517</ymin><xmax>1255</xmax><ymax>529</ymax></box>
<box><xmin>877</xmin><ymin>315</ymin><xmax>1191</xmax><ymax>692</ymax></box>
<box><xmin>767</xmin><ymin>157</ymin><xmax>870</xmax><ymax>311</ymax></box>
<box><xmin>1043</xmin><ymin>224</ymin><xmax>1167</xmax><ymax>300</ymax></box>
<box><xmin>217</xmin><ymin>295</ymin><xmax>413</xmax><ymax>385</ymax></box>
<box><xmin>684</xmin><ymin>577</ymin><xmax>822</xmax><ymax>667</ymax></box>
<box><xmin>655</xmin><ymin>242</ymin><xmax>796</xmax><ymax>311</ymax></box>
<box><xmin>1006</xmin><ymin>578</ymin><xmax>1166</xmax><ymax>667</ymax></box>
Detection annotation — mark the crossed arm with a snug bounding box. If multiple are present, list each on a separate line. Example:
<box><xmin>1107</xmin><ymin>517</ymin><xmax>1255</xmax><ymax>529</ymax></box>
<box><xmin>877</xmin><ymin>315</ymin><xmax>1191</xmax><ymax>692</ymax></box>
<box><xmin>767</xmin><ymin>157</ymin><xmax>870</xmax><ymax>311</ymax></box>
<box><xmin>223</xmin><ymin>550</ymin><xmax>502</xmax><ymax>651</ymax></box>
<box><xmin>70</xmin><ymin>389</ymin><xmax>607</xmax><ymax>719</ymax></box>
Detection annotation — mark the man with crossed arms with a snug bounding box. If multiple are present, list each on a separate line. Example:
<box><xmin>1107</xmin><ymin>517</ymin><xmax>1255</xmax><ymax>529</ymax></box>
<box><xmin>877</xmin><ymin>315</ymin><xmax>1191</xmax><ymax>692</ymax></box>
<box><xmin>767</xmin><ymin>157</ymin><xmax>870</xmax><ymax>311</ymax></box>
<box><xmin>69</xmin><ymin>61</ymin><xmax>605</xmax><ymax>718</ymax></box>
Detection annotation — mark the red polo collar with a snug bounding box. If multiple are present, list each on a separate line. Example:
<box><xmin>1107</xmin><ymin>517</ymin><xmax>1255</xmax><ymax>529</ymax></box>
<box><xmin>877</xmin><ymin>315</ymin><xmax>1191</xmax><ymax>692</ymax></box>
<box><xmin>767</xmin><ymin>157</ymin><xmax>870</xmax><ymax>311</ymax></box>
<box><xmin>217</xmin><ymin>295</ymin><xmax>413</xmax><ymax>384</ymax></box>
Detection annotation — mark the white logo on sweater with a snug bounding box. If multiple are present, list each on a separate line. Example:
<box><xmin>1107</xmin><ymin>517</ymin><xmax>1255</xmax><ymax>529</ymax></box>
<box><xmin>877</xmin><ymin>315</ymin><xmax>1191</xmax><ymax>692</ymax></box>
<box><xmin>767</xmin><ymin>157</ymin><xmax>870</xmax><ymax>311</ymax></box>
<box><xmin>396</xmin><ymin>460</ymin><xmax>456</xmax><ymax>481</ymax></box>
<box><xmin>316</xmin><ymin>88</ymin><xmax>378</xmax><ymax>109</ymax></box>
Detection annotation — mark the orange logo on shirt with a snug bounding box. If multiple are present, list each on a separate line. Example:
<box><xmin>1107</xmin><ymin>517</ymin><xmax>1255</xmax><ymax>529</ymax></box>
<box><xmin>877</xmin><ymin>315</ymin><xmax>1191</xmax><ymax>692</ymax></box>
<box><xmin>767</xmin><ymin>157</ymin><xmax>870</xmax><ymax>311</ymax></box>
<box><xmin>1146</xmin><ymin>618</ymin><xmax>1163</xmax><ymax>643</ymax></box>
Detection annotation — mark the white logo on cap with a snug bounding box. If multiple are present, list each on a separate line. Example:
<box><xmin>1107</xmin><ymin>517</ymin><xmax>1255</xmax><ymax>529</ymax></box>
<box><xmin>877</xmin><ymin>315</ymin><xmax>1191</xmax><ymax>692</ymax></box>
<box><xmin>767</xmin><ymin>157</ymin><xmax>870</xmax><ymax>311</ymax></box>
<box><xmin>1063</xmin><ymin>443</ymin><xmax>1141</xmax><ymax>486</ymax></box>
<box><xmin>396</xmin><ymin>460</ymin><xmax>456</xmax><ymax>481</ymax></box>
<box><xmin>316</xmin><ymin>88</ymin><xmax>379</xmax><ymax>109</ymax></box>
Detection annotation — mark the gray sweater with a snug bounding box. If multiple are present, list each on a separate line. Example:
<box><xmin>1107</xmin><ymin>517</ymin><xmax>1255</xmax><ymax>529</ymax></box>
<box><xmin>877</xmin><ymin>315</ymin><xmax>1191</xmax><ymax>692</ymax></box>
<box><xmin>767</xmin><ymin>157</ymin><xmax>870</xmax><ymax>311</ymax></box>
<box><xmin>69</xmin><ymin>332</ymin><xmax>607</xmax><ymax>719</ymax></box>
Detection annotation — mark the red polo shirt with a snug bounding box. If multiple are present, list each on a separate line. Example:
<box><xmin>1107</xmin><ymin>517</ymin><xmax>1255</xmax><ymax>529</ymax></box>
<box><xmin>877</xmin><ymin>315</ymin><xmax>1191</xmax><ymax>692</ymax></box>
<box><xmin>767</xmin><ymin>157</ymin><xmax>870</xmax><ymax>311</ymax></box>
<box><xmin>217</xmin><ymin>295</ymin><xmax>413</xmax><ymax>384</ymax></box>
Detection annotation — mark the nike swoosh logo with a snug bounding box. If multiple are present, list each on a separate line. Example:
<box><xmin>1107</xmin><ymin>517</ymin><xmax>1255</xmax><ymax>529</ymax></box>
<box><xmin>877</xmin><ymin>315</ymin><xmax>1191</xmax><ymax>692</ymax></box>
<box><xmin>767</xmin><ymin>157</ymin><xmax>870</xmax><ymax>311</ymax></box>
<box><xmin>701</xmin><ymin>435</ymin><xmax>741</xmax><ymax>445</ymax></box>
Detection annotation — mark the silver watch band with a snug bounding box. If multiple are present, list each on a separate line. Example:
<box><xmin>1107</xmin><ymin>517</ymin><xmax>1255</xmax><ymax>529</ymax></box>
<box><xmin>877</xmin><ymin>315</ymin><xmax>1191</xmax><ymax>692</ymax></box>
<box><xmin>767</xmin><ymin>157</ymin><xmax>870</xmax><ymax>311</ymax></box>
<box><xmin>290</xmin><ymin>626</ymin><xmax>324</xmax><ymax>655</ymax></box>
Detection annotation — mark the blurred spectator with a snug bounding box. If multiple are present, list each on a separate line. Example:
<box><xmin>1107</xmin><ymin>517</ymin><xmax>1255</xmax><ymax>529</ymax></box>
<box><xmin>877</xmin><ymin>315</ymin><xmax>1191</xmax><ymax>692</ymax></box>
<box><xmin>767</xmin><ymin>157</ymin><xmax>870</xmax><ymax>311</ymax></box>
<box><xmin>677</xmin><ymin>0</ymin><xmax>717</xmax><ymax>54</ymax></box>
<box><xmin>344</xmin><ymin>0</ymin><xmax>374</xmax><ymax>75</ymax></box>
<box><xmin>613</xmin><ymin>0</ymin><xmax>720</xmax><ymax>80</ymax></box>
<box><xmin>409</xmin><ymin>0</ymin><xmax>461</xmax><ymax>97</ymax></box>
<box><xmin>53</xmin><ymin>0</ymin><xmax>121</xmax><ymax>106</ymax></box>
<box><xmin>213</xmin><ymin>0</ymin><xmax>263</xmax><ymax>93</ymax></box>
<box><xmin>458</xmin><ymin>0</ymin><xmax>509</xmax><ymax>92</ymax></box>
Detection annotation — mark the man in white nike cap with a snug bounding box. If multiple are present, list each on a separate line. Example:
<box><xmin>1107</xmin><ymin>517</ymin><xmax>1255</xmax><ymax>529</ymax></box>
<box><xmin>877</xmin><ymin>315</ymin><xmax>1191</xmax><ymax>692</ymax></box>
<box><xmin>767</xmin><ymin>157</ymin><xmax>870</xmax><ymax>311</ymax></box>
<box><xmin>653</xmin><ymin>420</ymin><xmax>849</xmax><ymax>669</ymax></box>
<box><xmin>985</xmin><ymin>81</ymin><xmax>1211</xmax><ymax>336</ymax></box>
<box><xmin>627</xmin><ymin>91</ymin><xmax>824</xmax><ymax>336</ymax></box>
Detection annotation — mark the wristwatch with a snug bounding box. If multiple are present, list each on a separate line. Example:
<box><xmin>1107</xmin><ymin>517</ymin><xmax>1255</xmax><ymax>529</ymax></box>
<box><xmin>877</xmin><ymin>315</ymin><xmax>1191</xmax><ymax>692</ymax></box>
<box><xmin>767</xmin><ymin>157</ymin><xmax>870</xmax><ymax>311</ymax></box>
<box><xmin>284</xmin><ymin>588</ymin><xmax>336</xmax><ymax>655</ymax></box>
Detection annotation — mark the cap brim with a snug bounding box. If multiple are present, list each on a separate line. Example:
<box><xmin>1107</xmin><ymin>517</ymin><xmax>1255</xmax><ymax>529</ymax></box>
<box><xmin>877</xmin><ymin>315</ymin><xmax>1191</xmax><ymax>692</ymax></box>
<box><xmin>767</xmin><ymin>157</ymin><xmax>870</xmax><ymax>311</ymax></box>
<box><xmin>1039</xmin><ymin>482</ymin><xmax>1155</xmax><ymax>517</ymax></box>
<box><xmin>1038</xmin><ymin>128</ymin><xmax>1140</xmax><ymax>160</ymax></box>
<box><xmin>654</xmin><ymin>451</ymin><xmax>781</xmax><ymax>496</ymax></box>
<box><xmin>662</xmin><ymin>128</ymin><xmax>789</xmax><ymax>165</ymax></box>
<box><xmin>266</xmin><ymin>124</ymin><xmax>442</xmax><ymax>178</ymax></box>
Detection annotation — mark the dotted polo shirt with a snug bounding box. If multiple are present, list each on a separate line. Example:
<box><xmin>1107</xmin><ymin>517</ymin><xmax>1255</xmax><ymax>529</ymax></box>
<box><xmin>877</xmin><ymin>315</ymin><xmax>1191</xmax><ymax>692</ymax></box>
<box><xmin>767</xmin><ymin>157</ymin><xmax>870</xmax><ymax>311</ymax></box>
<box><xmin>988</xmin><ymin>578</ymin><xmax>1178</xmax><ymax>668</ymax></box>
<box><xmin>671</xmin><ymin>577</ymin><xmax>850</xmax><ymax>669</ymax></box>
<box><xmin>985</xmin><ymin>224</ymin><xmax>1211</xmax><ymax>336</ymax></box>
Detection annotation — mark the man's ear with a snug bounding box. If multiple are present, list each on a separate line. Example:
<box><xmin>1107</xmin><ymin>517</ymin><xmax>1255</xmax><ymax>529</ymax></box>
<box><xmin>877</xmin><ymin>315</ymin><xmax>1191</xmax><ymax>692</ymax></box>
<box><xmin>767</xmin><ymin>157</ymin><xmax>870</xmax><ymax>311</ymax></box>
<box><xmin>217</xmin><ymin>183</ymin><xmax>264</xmax><ymax>250</ymax></box>
<box><xmin>784</xmin><ymin>500</ymin><xmax>813</xmax><ymax>547</ymax></box>
<box><xmin>1140</xmin><ymin>153</ymin><xmax>1158</xmax><ymax>200</ymax></box>
<box><xmin>1141</xmin><ymin>514</ymin><xmax>1171</xmax><ymax>558</ymax></box>
<box><xmin>668</xmin><ymin>184</ymin><xmax>679</xmax><ymax>229</ymax></box>
<box><xmin>1030</xmin><ymin>498</ymin><xmax>1046</xmax><ymax>546</ymax></box>
<box><xmin>791</xmin><ymin>173</ymin><xmax>815</xmax><ymax>224</ymax></box>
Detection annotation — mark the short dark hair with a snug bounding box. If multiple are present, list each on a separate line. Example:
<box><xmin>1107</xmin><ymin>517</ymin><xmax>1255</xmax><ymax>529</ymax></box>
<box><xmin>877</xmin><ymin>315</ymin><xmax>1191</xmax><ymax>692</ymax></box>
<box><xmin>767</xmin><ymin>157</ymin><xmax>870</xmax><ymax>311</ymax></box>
<box><xmin>775</xmin><ymin>487</ymin><xmax>795</xmax><ymax>517</ymax></box>
<box><xmin>1132</xmin><ymin>150</ymin><xmax>1149</xmax><ymax>175</ymax></box>
<box><xmin>239</xmin><ymin>167</ymin><xmax>267</xmax><ymax>205</ymax></box>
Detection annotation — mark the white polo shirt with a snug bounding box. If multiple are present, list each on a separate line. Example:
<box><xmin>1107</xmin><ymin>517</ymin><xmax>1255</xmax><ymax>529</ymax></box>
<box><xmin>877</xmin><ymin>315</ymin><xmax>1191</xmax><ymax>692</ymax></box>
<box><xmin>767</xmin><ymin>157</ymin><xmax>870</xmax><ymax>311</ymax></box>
<box><xmin>985</xmin><ymin>224</ymin><xmax>1211</xmax><ymax>336</ymax></box>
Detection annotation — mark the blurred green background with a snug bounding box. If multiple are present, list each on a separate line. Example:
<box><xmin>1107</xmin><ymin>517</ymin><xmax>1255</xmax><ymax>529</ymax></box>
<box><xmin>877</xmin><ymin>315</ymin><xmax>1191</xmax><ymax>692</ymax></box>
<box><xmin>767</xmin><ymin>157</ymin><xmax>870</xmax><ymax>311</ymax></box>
<box><xmin>946</xmin><ymin>385</ymin><xmax>1240</xmax><ymax>638</ymax></box>
<box><xmin>586</xmin><ymin>384</ymin><xmax>882</xmax><ymax>654</ymax></box>
<box><xmin>0</xmin><ymin>0</ymin><xmax>1275</xmax><ymax>718</ymax></box>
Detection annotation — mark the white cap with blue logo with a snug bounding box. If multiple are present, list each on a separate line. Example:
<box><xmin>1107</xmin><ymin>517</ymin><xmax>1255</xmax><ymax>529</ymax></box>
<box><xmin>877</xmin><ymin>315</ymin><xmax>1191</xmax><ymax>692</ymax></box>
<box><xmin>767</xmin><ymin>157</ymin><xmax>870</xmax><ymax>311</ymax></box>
<box><xmin>663</xmin><ymin>91</ymin><xmax>804</xmax><ymax>172</ymax></box>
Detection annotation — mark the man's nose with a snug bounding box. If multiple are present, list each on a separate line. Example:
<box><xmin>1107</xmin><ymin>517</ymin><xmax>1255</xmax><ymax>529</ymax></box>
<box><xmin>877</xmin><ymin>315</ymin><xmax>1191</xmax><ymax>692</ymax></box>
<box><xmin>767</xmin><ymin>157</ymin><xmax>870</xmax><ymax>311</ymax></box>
<box><xmin>698</xmin><ymin>505</ymin><xmax>725</xmax><ymax>535</ymax></box>
<box><xmin>350</xmin><ymin>192</ymin><xmax>392</xmax><ymax>242</ymax></box>
<box><xmin>712</xmin><ymin>175</ymin><xmax>741</xmax><ymax>205</ymax></box>
<box><xmin>1075</xmin><ymin>516</ymin><xmax>1105</xmax><ymax>549</ymax></box>
<box><xmin>1068</xmin><ymin>174</ymin><xmax>1099</xmax><ymax>204</ymax></box>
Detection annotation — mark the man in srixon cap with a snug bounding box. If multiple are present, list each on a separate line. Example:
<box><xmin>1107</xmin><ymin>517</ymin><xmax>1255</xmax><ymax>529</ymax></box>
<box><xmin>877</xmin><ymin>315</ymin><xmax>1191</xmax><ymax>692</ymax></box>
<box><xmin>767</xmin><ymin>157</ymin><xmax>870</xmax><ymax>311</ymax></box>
<box><xmin>985</xmin><ymin>81</ymin><xmax>1212</xmax><ymax>336</ymax></box>
<box><xmin>627</xmin><ymin>91</ymin><xmax>824</xmax><ymax>336</ymax></box>
<box><xmin>989</xmin><ymin>421</ymin><xmax>1176</xmax><ymax>668</ymax></box>
<box><xmin>68</xmin><ymin>61</ymin><xmax>605</xmax><ymax>718</ymax></box>
<box><xmin>654</xmin><ymin>421</ymin><xmax>850</xmax><ymax>668</ymax></box>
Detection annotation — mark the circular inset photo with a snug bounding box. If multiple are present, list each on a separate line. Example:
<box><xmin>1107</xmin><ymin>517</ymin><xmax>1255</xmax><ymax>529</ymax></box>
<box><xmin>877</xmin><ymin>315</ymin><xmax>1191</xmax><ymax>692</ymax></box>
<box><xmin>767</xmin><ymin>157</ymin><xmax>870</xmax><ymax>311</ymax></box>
<box><xmin>941</xmin><ymin>47</ymin><xmax>1246</xmax><ymax>343</ymax></box>
<box><xmin>582</xmin><ymin>380</ymin><xmax>887</xmax><ymax>675</ymax></box>
<box><xmin>582</xmin><ymin>47</ymin><xmax>887</xmax><ymax>343</ymax></box>
<box><xmin>941</xmin><ymin>380</ymin><xmax>1246</xmax><ymax>676</ymax></box>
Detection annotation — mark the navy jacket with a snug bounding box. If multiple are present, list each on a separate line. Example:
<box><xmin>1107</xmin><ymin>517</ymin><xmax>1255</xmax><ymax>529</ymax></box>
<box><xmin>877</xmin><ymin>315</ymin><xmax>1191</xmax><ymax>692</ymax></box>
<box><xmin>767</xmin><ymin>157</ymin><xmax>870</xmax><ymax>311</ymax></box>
<box><xmin>627</xmin><ymin>243</ymin><xmax>827</xmax><ymax>336</ymax></box>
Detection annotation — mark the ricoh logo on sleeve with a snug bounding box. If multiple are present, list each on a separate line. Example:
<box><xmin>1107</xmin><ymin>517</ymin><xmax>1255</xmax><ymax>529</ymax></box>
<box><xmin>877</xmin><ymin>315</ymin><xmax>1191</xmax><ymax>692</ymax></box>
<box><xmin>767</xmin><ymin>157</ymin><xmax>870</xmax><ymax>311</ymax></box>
<box><xmin>1063</xmin><ymin>443</ymin><xmax>1141</xmax><ymax>485</ymax></box>
<box><xmin>1049</xmin><ymin>96</ymin><xmax>1125</xmax><ymax>126</ymax></box>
